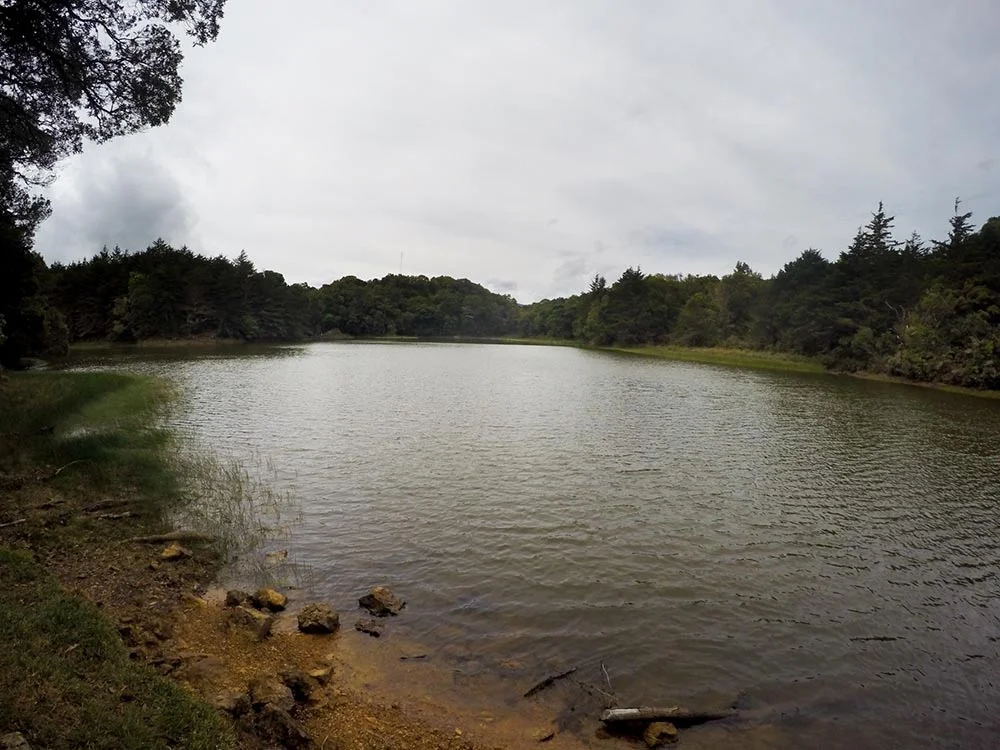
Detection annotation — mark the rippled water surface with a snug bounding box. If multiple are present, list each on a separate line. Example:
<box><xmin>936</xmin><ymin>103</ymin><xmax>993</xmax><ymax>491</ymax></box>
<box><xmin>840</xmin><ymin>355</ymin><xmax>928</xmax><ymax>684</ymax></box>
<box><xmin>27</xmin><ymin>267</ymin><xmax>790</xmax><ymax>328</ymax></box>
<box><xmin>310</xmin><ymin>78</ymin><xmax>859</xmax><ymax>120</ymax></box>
<box><xmin>77</xmin><ymin>343</ymin><xmax>1000</xmax><ymax>747</ymax></box>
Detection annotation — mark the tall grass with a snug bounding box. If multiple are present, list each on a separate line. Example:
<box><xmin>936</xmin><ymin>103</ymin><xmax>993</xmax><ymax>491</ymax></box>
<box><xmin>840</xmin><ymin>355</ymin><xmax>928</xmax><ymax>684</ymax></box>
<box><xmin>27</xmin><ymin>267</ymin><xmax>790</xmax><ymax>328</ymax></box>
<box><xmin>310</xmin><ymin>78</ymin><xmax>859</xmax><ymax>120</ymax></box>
<box><xmin>1</xmin><ymin>371</ymin><xmax>296</xmax><ymax>563</ymax></box>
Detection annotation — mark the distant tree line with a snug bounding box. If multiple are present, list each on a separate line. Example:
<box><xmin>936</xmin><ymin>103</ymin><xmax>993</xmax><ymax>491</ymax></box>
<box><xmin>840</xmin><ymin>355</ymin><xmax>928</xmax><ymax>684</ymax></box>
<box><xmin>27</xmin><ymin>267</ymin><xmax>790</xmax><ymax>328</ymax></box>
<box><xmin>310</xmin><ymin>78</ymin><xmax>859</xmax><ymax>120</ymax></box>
<box><xmin>3</xmin><ymin>200</ymin><xmax>999</xmax><ymax>391</ymax></box>
<box><xmin>521</xmin><ymin>202</ymin><xmax>1000</xmax><ymax>389</ymax></box>
<box><xmin>12</xmin><ymin>242</ymin><xmax>517</xmax><ymax>354</ymax></box>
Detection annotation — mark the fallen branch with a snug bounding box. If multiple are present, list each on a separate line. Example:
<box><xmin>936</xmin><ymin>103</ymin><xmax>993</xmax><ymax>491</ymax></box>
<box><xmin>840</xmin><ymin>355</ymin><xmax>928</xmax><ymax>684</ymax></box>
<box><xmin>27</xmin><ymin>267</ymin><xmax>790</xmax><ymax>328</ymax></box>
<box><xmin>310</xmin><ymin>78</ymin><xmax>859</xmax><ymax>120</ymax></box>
<box><xmin>85</xmin><ymin>498</ymin><xmax>132</xmax><ymax>513</ymax></box>
<box><xmin>129</xmin><ymin>531</ymin><xmax>216</xmax><ymax>544</ymax></box>
<box><xmin>0</xmin><ymin>518</ymin><xmax>27</xmax><ymax>529</ymax></box>
<box><xmin>97</xmin><ymin>511</ymin><xmax>133</xmax><ymax>520</ymax></box>
<box><xmin>600</xmin><ymin>706</ymin><xmax>736</xmax><ymax>725</ymax></box>
<box><xmin>523</xmin><ymin>667</ymin><xmax>578</xmax><ymax>698</ymax></box>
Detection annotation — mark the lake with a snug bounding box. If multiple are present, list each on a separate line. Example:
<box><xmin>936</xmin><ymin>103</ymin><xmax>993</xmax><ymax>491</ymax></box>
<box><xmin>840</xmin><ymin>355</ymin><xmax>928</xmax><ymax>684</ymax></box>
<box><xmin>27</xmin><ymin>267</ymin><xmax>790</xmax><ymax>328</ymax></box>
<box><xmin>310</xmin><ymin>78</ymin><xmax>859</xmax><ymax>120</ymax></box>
<box><xmin>73</xmin><ymin>342</ymin><xmax>1000</xmax><ymax>748</ymax></box>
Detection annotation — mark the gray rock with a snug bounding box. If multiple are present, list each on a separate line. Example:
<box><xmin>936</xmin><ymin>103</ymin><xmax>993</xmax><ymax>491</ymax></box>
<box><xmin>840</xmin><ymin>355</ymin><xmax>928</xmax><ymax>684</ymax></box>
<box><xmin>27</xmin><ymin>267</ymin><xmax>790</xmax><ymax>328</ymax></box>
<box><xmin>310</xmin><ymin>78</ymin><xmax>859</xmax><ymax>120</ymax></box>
<box><xmin>0</xmin><ymin>733</ymin><xmax>30</xmax><ymax>750</ymax></box>
<box><xmin>643</xmin><ymin>721</ymin><xmax>679</xmax><ymax>748</ymax></box>
<box><xmin>248</xmin><ymin>674</ymin><xmax>295</xmax><ymax>712</ymax></box>
<box><xmin>254</xmin><ymin>704</ymin><xmax>311</xmax><ymax>748</ymax></box>
<box><xmin>280</xmin><ymin>669</ymin><xmax>318</xmax><ymax>702</ymax></box>
<box><xmin>297</xmin><ymin>603</ymin><xmax>339</xmax><ymax>634</ymax></box>
<box><xmin>224</xmin><ymin>589</ymin><xmax>252</xmax><ymax>607</ymax></box>
<box><xmin>225</xmin><ymin>605</ymin><xmax>275</xmax><ymax>641</ymax></box>
<box><xmin>252</xmin><ymin>588</ymin><xmax>288</xmax><ymax>612</ymax></box>
<box><xmin>358</xmin><ymin>585</ymin><xmax>404</xmax><ymax>617</ymax></box>
<box><xmin>211</xmin><ymin>689</ymin><xmax>251</xmax><ymax>716</ymax></box>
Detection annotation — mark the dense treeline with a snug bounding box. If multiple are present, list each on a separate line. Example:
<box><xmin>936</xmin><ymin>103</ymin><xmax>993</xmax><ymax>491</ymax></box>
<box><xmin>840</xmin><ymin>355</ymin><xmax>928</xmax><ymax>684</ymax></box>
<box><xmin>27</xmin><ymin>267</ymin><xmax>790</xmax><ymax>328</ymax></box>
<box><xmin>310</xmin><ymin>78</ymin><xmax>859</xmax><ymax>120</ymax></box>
<box><xmin>3</xmin><ymin>201</ymin><xmax>999</xmax><ymax>391</ymax></box>
<box><xmin>521</xmin><ymin>202</ymin><xmax>1000</xmax><ymax>389</ymax></box>
<box><xmin>31</xmin><ymin>242</ymin><xmax>518</xmax><ymax>348</ymax></box>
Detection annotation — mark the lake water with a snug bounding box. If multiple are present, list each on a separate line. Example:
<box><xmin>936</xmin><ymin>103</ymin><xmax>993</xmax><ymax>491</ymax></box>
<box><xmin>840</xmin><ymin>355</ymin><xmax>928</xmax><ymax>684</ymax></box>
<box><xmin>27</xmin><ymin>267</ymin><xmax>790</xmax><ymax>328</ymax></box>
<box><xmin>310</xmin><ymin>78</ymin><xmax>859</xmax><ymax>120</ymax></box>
<box><xmin>74</xmin><ymin>342</ymin><xmax>1000</xmax><ymax>748</ymax></box>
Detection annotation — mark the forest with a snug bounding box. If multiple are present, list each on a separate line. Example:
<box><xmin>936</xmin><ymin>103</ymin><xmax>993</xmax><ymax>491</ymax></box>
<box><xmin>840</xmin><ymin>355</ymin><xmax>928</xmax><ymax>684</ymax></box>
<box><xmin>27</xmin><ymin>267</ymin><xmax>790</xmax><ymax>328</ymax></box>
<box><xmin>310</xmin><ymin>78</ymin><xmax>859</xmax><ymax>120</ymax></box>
<box><xmin>2</xmin><ymin>199</ymin><xmax>999</xmax><ymax>390</ymax></box>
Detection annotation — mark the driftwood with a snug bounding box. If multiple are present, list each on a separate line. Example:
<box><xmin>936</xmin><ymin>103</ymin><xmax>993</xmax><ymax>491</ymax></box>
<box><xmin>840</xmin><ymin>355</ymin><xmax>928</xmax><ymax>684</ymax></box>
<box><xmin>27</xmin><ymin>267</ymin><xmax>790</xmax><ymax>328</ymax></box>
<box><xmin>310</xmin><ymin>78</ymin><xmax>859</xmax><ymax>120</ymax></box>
<box><xmin>0</xmin><ymin>518</ymin><xmax>27</xmax><ymax>529</ymax></box>
<box><xmin>97</xmin><ymin>511</ymin><xmax>133</xmax><ymax>520</ymax></box>
<box><xmin>600</xmin><ymin>706</ymin><xmax>736</xmax><ymax>725</ymax></box>
<box><xmin>523</xmin><ymin>667</ymin><xmax>578</xmax><ymax>698</ymax></box>
<box><xmin>85</xmin><ymin>498</ymin><xmax>132</xmax><ymax>513</ymax></box>
<box><xmin>129</xmin><ymin>531</ymin><xmax>216</xmax><ymax>544</ymax></box>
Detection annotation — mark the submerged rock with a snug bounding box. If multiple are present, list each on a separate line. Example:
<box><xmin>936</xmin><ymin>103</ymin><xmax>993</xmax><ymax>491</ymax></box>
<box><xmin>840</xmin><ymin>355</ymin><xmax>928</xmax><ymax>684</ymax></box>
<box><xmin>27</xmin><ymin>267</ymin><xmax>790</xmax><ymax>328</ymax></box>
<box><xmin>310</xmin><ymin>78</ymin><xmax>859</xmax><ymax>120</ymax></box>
<box><xmin>297</xmin><ymin>603</ymin><xmax>339</xmax><ymax>634</ymax></box>
<box><xmin>358</xmin><ymin>585</ymin><xmax>404</xmax><ymax>617</ymax></box>
<box><xmin>354</xmin><ymin>617</ymin><xmax>384</xmax><ymax>637</ymax></box>
<box><xmin>253</xmin><ymin>588</ymin><xmax>288</xmax><ymax>612</ymax></box>
<box><xmin>643</xmin><ymin>721</ymin><xmax>679</xmax><ymax>748</ymax></box>
<box><xmin>160</xmin><ymin>542</ymin><xmax>192</xmax><ymax>561</ymax></box>
<box><xmin>224</xmin><ymin>589</ymin><xmax>252</xmax><ymax>607</ymax></box>
<box><xmin>248</xmin><ymin>675</ymin><xmax>295</xmax><ymax>712</ymax></box>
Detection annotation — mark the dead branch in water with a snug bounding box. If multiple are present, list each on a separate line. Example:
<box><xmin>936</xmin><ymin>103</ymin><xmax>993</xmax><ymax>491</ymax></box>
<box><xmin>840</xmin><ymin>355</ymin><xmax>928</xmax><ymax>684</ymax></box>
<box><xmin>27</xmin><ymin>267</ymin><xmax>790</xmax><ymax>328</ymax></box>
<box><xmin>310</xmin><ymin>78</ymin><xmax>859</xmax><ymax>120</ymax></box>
<box><xmin>0</xmin><ymin>518</ymin><xmax>27</xmax><ymax>529</ymax></box>
<box><xmin>600</xmin><ymin>706</ymin><xmax>737</xmax><ymax>725</ymax></box>
<box><xmin>129</xmin><ymin>531</ymin><xmax>216</xmax><ymax>544</ymax></box>
<box><xmin>523</xmin><ymin>667</ymin><xmax>578</xmax><ymax>698</ymax></box>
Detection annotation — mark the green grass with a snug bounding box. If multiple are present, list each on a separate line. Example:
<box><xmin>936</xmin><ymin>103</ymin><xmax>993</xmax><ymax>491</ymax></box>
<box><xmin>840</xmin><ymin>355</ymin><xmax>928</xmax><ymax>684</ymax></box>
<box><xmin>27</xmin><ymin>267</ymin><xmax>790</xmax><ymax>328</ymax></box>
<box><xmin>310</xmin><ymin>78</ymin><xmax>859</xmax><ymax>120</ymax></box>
<box><xmin>0</xmin><ymin>547</ymin><xmax>234</xmax><ymax>750</ymax></box>
<box><xmin>606</xmin><ymin>345</ymin><xmax>827</xmax><ymax>373</ymax></box>
<box><xmin>0</xmin><ymin>372</ymin><xmax>180</xmax><ymax>520</ymax></box>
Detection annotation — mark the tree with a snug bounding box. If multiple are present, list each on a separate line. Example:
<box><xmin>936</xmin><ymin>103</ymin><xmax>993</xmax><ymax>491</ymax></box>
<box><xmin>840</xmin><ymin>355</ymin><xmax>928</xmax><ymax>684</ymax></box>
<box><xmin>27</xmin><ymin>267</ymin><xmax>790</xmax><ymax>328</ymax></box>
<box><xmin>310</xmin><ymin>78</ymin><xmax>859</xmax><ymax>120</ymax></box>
<box><xmin>0</xmin><ymin>0</ymin><xmax>226</xmax><ymax>366</ymax></box>
<box><xmin>1</xmin><ymin>0</ymin><xmax>226</xmax><ymax>223</ymax></box>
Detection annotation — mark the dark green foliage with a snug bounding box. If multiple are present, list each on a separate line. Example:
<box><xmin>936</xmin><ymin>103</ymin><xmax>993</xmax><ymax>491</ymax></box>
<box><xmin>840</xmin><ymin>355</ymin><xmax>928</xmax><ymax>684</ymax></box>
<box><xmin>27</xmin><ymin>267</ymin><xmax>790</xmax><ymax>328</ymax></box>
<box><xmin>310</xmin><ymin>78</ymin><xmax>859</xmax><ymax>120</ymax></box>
<box><xmin>41</xmin><ymin>242</ymin><xmax>519</xmax><ymax>344</ymax></box>
<box><xmin>0</xmin><ymin>0</ymin><xmax>226</xmax><ymax>367</ymax></box>
<box><xmin>519</xmin><ymin>201</ymin><xmax>1000</xmax><ymax>390</ymax></box>
<box><xmin>314</xmin><ymin>273</ymin><xmax>518</xmax><ymax>338</ymax></box>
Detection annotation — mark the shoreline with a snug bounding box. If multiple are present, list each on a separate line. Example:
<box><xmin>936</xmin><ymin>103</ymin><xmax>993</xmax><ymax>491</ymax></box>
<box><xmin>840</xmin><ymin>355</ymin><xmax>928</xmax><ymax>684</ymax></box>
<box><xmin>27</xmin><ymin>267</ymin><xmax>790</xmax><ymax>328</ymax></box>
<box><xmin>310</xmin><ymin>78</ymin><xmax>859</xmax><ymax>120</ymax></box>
<box><xmin>66</xmin><ymin>336</ymin><xmax>1000</xmax><ymax>400</ymax></box>
<box><xmin>0</xmin><ymin>372</ymin><xmax>633</xmax><ymax>749</ymax></box>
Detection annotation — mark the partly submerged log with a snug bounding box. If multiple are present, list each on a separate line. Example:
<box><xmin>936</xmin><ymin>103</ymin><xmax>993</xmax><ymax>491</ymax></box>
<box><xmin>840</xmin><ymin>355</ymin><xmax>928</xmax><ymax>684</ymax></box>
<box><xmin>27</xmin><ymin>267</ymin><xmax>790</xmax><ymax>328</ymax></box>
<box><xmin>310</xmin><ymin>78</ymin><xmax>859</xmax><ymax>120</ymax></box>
<box><xmin>600</xmin><ymin>706</ymin><xmax>736</xmax><ymax>725</ymax></box>
<box><xmin>129</xmin><ymin>531</ymin><xmax>216</xmax><ymax>544</ymax></box>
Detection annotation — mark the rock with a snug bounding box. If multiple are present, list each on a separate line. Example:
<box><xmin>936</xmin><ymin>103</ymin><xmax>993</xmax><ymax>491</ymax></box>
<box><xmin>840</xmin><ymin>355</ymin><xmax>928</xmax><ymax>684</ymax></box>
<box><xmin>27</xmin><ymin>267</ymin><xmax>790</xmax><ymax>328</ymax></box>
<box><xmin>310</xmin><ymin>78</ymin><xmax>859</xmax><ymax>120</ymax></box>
<box><xmin>308</xmin><ymin>666</ymin><xmax>333</xmax><ymax>685</ymax></box>
<box><xmin>160</xmin><ymin>542</ymin><xmax>192</xmax><ymax>561</ymax></box>
<box><xmin>354</xmin><ymin>617</ymin><xmax>384</xmax><ymax>637</ymax></box>
<box><xmin>248</xmin><ymin>675</ymin><xmax>295</xmax><ymax>712</ymax></box>
<box><xmin>643</xmin><ymin>721</ymin><xmax>679</xmax><ymax>748</ymax></box>
<box><xmin>224</xmin><ymin>589</ymin><xmax>252</xmax><ymax>607</ymax></box>
<box><xmin>531</xmin><ymin>724</ymin><xmax>557</xmax><ymax>742</ymax></box>
<box><xmin>254</xmin><ymin>704</ymin><xmax>311</xmax><ymax>748</ymax></box>
<box><xmin>225</xmin><ymin>605</ymin><xmax>275</xmax><ymax>641</ymax></box>
<box><xmin>358</xmin><ymin>585</ymin><xmax>404</xmax><ymax>617</ymax></box>
<box><xmin>297</xmin><ymin>603</ymin><xmax>339</xmax><ymax>634</ymax></box>
<box><xmin>1</xmin><ymin>733</ymin><xmax>30</xmax><ymax>750</ymax></box>
<box><xmin>211</xmin><ymin>689</ymin><xmax>251</xmax><ymax>716</ymax></box>
<box><xmin>280</xmin><ymin>668</ymin><xmax>318</xmax><ymax>702</ymax></box>
<box><xmin>253</xmin><ymin>587</ymin><xmax>288</xmax><ymax>612</ymax></box>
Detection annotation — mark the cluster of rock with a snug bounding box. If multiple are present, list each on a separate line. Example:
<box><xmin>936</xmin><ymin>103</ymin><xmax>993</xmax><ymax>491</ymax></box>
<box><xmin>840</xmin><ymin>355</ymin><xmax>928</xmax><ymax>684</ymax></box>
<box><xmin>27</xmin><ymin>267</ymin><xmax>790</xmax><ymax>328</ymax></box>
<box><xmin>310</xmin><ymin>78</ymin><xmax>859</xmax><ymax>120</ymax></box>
<box><xmin>213</xmin><ymin>667</ymin><xmax>333</xmax><ymax>749</ymax></box>
<box><xmin>221</xmin><ymin>584</ymin><xmax>405</xmax><ymax>642</ymax></box>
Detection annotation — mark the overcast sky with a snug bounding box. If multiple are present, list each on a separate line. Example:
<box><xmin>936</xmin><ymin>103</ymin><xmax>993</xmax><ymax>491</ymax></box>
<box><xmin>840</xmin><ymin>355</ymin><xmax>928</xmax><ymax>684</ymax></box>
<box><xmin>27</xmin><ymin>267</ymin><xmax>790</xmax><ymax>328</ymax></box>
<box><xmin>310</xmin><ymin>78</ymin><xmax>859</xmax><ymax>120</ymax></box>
<box><xmin>34</xmin><ymin>0</ymin><xmax>1000</xmax><ymax>302</ymax></box>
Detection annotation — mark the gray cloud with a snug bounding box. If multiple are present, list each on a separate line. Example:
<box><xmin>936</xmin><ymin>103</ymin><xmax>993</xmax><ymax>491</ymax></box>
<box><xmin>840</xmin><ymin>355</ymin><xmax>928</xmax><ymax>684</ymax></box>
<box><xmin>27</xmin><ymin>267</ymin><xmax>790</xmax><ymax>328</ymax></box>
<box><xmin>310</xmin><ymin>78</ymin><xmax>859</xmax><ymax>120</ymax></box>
<box><xmin>37</xmin><ymin>144</ymin><xmax>197</xmax><ymax>259</ymax></box>
<box><xmin>32</xmin><ymin>0</ymin><xmax>1000</xmax><ymax>300</ymax></box>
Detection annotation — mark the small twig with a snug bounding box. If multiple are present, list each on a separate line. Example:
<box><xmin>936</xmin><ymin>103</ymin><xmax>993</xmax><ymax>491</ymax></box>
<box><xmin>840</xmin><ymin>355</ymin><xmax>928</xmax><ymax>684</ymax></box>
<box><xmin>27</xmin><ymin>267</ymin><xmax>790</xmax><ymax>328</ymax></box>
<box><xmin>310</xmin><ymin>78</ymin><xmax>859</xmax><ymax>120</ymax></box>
<box><xmin>85</xmin><ymin>498</ymin><xmax>132</xmax><ymax>513</ymax></box>
<box><xmin>524</xmin><ymin>667</ymin><xmax>578</xmax><ymax>698</ymax></box>
<box><xmin>0</xmin><ymin>518</ymin><xmax>27</xmax><ymax>529</ymax></box>
<box><xmin>51</xmin><ymin>459</ymin><xmax>87</xmax><ymax>478</ymax></box>
<box><xmin>97</xmin><ymin>511</ymin><xmax>133</xmax><ymax>520</ymax></box>
<box><xmin>601</xmin><ymin>661</ymin><xmax>614</xmax><ymax>696</ymax></box>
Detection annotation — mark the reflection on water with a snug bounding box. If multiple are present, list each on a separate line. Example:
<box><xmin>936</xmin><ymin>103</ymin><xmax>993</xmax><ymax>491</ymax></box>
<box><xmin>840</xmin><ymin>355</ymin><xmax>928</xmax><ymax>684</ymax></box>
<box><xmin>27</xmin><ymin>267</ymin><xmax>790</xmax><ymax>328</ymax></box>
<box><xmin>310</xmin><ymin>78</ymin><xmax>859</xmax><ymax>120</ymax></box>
<box><xmin>73</xmin><ymin>342</ymin><xmax>1000</xmax><ymax>748</ymax></box>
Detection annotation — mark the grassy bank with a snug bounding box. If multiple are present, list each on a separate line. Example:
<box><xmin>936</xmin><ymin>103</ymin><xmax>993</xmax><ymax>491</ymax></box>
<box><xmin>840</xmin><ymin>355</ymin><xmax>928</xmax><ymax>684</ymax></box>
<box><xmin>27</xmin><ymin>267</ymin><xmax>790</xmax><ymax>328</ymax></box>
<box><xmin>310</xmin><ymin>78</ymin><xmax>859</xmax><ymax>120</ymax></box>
<box><xmin>0</xmin><ymin>372</ymin><xmax>234</xmax><ymax>749</ymax></box>
<box><xmin>607</xmin><ymin>345</ymin><xmax>827</xmax><ymax>373</ymax></box>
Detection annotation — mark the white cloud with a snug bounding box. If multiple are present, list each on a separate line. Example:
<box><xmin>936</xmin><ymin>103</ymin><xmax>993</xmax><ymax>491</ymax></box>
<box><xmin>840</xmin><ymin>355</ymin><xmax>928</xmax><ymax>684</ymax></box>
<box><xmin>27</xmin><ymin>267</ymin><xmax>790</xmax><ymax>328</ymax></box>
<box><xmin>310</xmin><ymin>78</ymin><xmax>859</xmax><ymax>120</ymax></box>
<box><xmin>34</xmin><ymin>0</ymin><xmax>1000</xmax><ymax>300</ymax></box>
